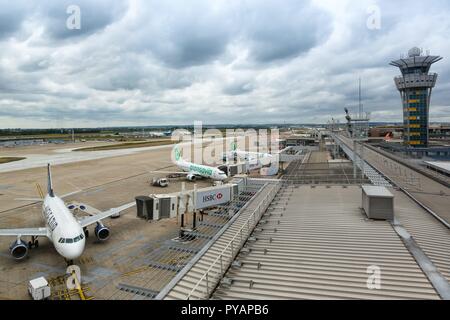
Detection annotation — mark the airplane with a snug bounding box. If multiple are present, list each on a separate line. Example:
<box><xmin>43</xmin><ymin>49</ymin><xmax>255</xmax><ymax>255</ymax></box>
<box><xmin>147</xmin><ymin>131</ymin><xmax>167</xmax><ymax>137</ymax></box>
<box><xmin>151</xmin><ymin>146</ymin><xmax>228</xmax><ymax>181</ymax></box>
<box><xmin>383</xmin><ymin>132</ymin><xmax>393</xmax><ymax>141</ymax></box>
<box><xmin>224</xmin><ymin>141</ymin><xmax>273</xmax><ymax>165</ymax></box>
<box><xmin>146</xmin><ymin>130</ymin><xmax>174</xmax><ymax>137</ymax></box>
<box><xmin>0</xmin><ymin>164</ymin><xmax>134</xmax><ymax>265</ymax></box>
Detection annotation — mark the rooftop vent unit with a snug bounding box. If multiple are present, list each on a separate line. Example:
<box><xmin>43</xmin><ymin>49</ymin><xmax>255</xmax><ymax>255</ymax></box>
<box><xmin>361</xmin><ymin>185</ymin><xmax>394</xmax><ymax>220</ymax></box>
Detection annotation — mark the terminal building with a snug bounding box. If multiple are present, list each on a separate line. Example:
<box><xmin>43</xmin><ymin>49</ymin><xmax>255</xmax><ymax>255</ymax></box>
<box><xmin>390</xmin><ymin>47</ymin><xmax>442</xmax><ymax>148</ymax></box>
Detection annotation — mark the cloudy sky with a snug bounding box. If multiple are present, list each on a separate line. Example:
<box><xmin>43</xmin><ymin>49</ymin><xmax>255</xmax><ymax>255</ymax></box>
<box><xmin>0</xmin><ymin>0</ymin><xmax>449</xmax><ymax>128</ymax></box>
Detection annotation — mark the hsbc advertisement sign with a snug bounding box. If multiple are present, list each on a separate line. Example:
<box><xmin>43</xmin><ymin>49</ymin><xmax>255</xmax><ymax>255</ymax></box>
<box><xmin>195</xmin><ymin>186</ymin><xmax>231</xmax><ymax>209</ymax></box>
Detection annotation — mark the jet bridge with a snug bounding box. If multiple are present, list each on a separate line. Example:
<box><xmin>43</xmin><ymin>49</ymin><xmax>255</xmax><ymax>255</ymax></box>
<box><xmin>135</xmin><ymin>183</ymin><xmax>240</xmax><ymax>221</ymax></box>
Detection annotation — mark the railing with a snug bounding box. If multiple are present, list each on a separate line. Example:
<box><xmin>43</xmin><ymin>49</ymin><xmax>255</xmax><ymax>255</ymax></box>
<box><xmin>331</xmin><ymin>134</ymin><xmax>391</xmax><ymax>187</ymax></box>
<box><xmin>185</xmin><ymin>181</ymin><xmax>281</xmax><ymax>299</ymax></box>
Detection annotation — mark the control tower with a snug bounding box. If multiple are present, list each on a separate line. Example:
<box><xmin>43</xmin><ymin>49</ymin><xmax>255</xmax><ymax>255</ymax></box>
<box><xmin>390</xmin><ymin>47</ymin><xmax>442</xmax><ymax>148</ymax></box>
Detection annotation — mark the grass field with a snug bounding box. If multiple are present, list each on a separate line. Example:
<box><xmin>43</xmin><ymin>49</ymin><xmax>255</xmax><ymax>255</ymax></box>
<box><xmin>73</xmin><ymin>140</ymin><xmax>176</xmax><ymax>151</ymax></box>
<box><xmin>0</xmin><ymin>157</ymin><xmax>26</xmax><ymax>164</ymax></box>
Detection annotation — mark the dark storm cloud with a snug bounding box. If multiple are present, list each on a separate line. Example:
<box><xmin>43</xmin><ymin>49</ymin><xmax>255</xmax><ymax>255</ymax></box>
<box><xmin>123</xmin><ymin>1</ymin><xmax>238</xmax><ymax>69</ymax></box>
<box><xmin>223</xmin><ymin>81</ymin><xmax>254</xmax><ymax>96</ymax></box>
<box><xmin>242</xmin><ymin>1</ymin><xmax>332</xmax><ymax>63</ymax></box>
<box><xmin>38</xmin><ymin>0</ymin><xmax>128</xmax><ymax>40</ymax></box>
<box><xmin>147</xmin><ymin>24</ymin><xmax>233</xmax><ymax>69</ymax></box>
<box><xmin>19</xmin><ymin>58</ymin><xmax>51</xmax><ymax>72</ymax></box>
<box><xmin>0</xmin><ymin>1</ymin><xmax>127</xmax><ymax>41</ymax></box>
<box><xmin>120</xmin><ymin>0</ymin><xmax>331</xmax><ymax>69</ymax></box>
<box><xmin>0</xmin><ymin>1</ymin><xmax>29</xmax><ymax>39</ymax></box>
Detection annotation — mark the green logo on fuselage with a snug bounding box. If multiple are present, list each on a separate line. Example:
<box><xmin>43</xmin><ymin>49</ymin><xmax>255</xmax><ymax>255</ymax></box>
<box><xmin>174</xmin><ymin>147</ymin><xmax>181</xmax><ymax>161</ymax></box>
<box><xmin>189</xmin><ymin>164</ymin><xmax>213</xmax><ymax>176</ymax></box>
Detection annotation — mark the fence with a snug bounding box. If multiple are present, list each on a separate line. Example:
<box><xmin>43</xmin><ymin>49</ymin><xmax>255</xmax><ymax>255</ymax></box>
<box><xmin>185</xmin><ymin>181</ymin><xmax>281</xmax><ymax>299</ymax></box>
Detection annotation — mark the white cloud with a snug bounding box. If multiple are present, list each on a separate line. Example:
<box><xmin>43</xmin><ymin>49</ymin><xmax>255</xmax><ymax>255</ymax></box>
<box><xmin>0</xmin><ymin>0</ymin><xmax>449</xmax><ymax>128</ymax></box>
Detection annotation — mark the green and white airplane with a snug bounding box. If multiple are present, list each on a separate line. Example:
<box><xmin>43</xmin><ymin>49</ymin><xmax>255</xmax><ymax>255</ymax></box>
<box><xmin>152</xmin><ymin>146</ymin><xmax>228</xmax><ymax>181</ymax></box>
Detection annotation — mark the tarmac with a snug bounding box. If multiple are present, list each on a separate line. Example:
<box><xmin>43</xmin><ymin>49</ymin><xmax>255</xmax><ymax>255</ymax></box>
<box><xmin>0</xmin><ymin>141</ymin><xmax>214</xmax><ymax>299</ymax></box>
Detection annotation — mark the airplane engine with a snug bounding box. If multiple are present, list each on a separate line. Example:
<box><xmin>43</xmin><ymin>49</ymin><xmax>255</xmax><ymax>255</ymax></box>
<box><xmin>9</xmin><ymin>238</ymin><xmax>28</xmax><ymax>260</ymax></box>
<box><xmin>186</xmin><ymin>173</ymin><xmax>196</xmax><ymax>181</ymax></box>
<box><xmin>94</xmin><ymin>222</ymin><xmax>110</xmax><ymax>241</ymax></box>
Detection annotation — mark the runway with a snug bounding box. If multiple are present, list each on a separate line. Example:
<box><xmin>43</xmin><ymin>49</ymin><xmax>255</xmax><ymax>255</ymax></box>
<box><xmin>0</xmin><ymin>142</ymin><xmax>177</xmax><ymax>173</ymax></box>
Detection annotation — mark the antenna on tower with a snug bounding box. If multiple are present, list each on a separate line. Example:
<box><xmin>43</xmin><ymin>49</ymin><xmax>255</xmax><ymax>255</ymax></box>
<box><xmin>358</xmin><ymin>78</ymin><xmax>363</xmax><ymax>117</ymax></box>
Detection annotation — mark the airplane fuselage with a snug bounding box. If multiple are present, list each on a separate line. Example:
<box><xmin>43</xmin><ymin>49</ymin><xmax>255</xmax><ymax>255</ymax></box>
<box><xmin>42</xmin><ymin>195</ymin><xmax>85</xmax><ymax>260</ymax></box>
<box><xmin>233</xmin><ymin>150</ymin><xmax>272</xmax><ymax>161</ymax></box>
<box><xmin>176</xmin><ymin>159</ymin><xmax>227</xmax><ymax>181</ymax></box>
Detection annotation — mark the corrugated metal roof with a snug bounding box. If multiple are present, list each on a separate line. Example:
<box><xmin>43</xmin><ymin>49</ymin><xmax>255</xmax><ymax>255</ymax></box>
<box><xmin>161</xmin><ymin>181</ymin><xmax>281</xmax><ymax>300</ymax></box>
<box><xmin>392</xmin><ymin>190</ymin><xmax>450</xmax><ymax>282</ymax></box>
<box><xmin>213</xmin><ymin>186</ymin><xmax>441</xmax><ymax>300</ymax></box>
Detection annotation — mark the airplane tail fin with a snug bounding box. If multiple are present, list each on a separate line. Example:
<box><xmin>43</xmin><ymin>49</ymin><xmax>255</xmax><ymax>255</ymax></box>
<box><xmin>384</xmin><ymin>133</ymin><xmax>392</xmax><ymax>141</ymax></box>
<box><xmin>173</xmin><ymin>145</ymin><xmax>183</xmax><ymax>163</ymax></box>
<box><xmin>47</xmin><ymin>163</ymin><xmax>55</xmax><ymax>197</ymax></box>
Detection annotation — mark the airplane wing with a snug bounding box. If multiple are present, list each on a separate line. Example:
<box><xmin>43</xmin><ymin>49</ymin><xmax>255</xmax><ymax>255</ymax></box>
<box><xmin>0</xmin><ymin>227</ymin><xmax>48</xmax><ymax>237</ymax></box>
<box><xmin>78</xmin><ymin>202</ymin><xmax>136</xmax><ymax>228</ymax></box>
<box><xmin>13</xmin><ymin>189</ymin><xmax>83</xmax><ymax>203</ymax></box>
<box><xmin>148</xmin><ymin>171</ymin><xmax>187</xmax><ymax>175</ymax></box>
<box><xmin>67</xmin><ymin>201</ymin><xmax>101</xmax><ymax>216</ymax></box>
<box><xmin>14</xmin><ymin>198</ymin><xmax>44</xmax><ymax>202</ymax></box>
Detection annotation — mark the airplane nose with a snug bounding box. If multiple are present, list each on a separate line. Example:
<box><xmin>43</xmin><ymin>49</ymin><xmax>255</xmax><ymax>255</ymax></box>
<box><xmin>63</xmin><ymin>241</ymin><xmax>85</xmax><ymax>260</ymax></box>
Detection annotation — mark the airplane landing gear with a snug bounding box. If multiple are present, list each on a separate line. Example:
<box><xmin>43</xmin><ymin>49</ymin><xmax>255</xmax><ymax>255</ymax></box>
<box><xmin>65</xmin><ymin>259</ymin><xmax>74</xmax><ymax>266</ymax></box>
<box><xmin>28</xmin><ymin>236</ymin><xmax>39</xmax><ymax>249</ymax></box>
<box><xmin>83</xmin><ymin>227</ymin><xmax>89</xmax><ymax>238</ymax></box>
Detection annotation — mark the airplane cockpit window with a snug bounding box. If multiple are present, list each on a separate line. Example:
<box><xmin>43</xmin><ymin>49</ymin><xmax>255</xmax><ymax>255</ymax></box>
<box><xmin>73</xmin><ymin>234</ymin><xmax>84</xmax><ymax>242</ymax></box>
<box><xmin>59</xmin><ymin>234</ymin><xmax>85</xmax><ymax>244</ymax></box>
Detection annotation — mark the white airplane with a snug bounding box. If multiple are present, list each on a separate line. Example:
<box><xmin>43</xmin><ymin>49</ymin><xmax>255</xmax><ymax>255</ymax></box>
<box><xmin>152</xmin><ymin>146</ymin><xmax>228</xmax><ymax>181</ymax></box>
<box><xmin>0</xmin><ymin>164</ymin><xmax>134</xmax><ymax>264</ymax></box>
<box><xmin>224</xmin><ymin>141</ymin><xmax>273</xmax><ymax>165</ymax></box>
<box><xmin>147</xmin><ymin>130</ymin><xmax>173</xmax><ymax>137</ymax></box>
<box><xmin>147</xmin><ymin>131</ymin><xmax>166</xmax><ymax>137</ymax></box>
